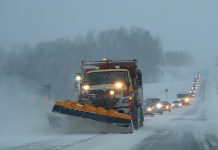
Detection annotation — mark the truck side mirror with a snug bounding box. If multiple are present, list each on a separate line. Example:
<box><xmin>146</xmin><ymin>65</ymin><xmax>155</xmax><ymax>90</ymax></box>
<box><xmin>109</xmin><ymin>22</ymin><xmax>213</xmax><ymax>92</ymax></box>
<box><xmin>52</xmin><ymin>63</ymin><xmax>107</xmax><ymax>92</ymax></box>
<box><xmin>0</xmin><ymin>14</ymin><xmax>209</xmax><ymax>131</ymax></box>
<box><xmin>137</xmin><ymin>70</ymin><xmax>142</xmax><ymax>87</ymax></box>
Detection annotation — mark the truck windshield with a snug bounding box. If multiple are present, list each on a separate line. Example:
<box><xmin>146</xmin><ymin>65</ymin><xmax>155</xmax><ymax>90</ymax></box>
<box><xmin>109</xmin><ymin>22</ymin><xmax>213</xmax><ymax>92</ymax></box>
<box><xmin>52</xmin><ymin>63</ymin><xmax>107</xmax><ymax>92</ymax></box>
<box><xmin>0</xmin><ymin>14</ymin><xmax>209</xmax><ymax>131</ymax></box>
<box><xmin>85</xmin><ymin>71</ymin><xmax>129</xmax><ymax>86</ymax></box>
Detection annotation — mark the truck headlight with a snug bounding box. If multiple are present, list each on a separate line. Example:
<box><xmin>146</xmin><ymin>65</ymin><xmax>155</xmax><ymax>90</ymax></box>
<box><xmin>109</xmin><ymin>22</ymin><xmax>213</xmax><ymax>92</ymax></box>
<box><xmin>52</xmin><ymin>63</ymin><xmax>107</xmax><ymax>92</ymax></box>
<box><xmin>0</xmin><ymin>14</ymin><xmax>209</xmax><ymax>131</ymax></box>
<box><xmin>156</xmin><ymin>103</ymin><xmax>162</xmax><ymax>109</ymax></box>
<box><xmin>109</xmin><ymin>90</ymin><xmax>115</xmax><ymax>95</ymax></box>
<box><xmin>115</xmin><ymin>82</ymin><xmax>123</xmax><ymax>89</ymax></box>
<box><xmin>82</xmin><ymin>85</ymin><xmax>90</xmax><ymax>91</ymax></box>
<box><xmin>185</xmin><ymin>98</ymin><xmax>189</xmax><ymax>102</ymax></box>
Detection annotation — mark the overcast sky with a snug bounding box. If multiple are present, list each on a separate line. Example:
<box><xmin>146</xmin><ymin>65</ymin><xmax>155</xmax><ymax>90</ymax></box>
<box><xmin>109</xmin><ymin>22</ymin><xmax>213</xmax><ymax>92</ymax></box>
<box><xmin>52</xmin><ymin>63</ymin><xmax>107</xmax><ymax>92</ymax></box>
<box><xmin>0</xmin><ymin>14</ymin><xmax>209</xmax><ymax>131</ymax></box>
<box><xmin>0</xmin><ymin>0</ymin><xmax>218</xmax><ymax>60</ymax></box>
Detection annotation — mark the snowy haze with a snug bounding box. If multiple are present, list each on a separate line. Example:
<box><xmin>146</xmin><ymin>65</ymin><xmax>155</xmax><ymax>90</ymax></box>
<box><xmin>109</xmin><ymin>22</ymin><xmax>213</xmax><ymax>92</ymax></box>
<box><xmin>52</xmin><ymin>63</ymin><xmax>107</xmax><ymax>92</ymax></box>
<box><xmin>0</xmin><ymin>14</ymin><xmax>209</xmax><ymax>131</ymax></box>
<box><xmin>0</xmin><ymin>0</ymin><xmax>218</xmax><ymax>62</ymax></box>
<box><xmin>1</xmin><ymin>1</ymin><xmax>218</xmax><ymax>149</ymax></box>
<box><xmin>0</xmin><ymin>78</ymin><xmax>49</xmax><ymax>136</ymax></box>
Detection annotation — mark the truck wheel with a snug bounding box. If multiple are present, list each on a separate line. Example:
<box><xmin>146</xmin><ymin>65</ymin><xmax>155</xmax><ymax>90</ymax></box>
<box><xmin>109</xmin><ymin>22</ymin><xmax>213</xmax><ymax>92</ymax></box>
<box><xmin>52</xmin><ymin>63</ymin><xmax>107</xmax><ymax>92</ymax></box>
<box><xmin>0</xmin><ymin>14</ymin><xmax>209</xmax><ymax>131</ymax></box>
<box><xmin>139</xmin><ymin>106</ymin><xmax>144</xmax><ymax>128</ymax></box>
<box><xmin>128</xmin><ymin>121</ymin><xmax>134</xmax><ymax>133</ymax></box>
<box><xmin>131</xmin><ymin>104</ymin><xmax>139</xmax><ymax>130</ymax></box>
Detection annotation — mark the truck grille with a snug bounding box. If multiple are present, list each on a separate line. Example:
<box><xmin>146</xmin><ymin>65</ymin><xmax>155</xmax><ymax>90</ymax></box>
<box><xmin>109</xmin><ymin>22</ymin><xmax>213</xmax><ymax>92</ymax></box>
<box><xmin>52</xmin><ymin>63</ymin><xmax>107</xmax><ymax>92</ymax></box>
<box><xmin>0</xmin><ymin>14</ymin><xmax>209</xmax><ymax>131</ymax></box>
<box><xmin>89</xmin><ymin>89</ymin><xmax>105</xmax><ymax>95</ymax></box>
<box><xmin>88</xmin><ymin>89</ymin><xmax>119</xmax><ymax>109</ymax></box>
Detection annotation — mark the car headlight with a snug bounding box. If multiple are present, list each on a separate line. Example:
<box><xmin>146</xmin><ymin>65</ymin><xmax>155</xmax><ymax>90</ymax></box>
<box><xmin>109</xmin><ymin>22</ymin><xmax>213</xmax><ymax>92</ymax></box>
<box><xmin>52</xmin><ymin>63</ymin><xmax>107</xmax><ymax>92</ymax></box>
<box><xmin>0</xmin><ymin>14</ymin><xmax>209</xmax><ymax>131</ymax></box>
<box><xmin>179</xmin><ymin>103</ymin><xmax>182</xmax><ymax>107</ymax></box>
<box><xmin>82</xmin><ymin>85</ymin><xmax>90</xmax><ymax>91</ymax></box>
<box><xmin>185</xmin><ymin>98</ymin><xmax>189</xmax><ymax>102</ymax></box>
<box><xmin>166</xmin><ymin>106</ymin><xmax>169</xmax><ymax>109</ymax></box>
<box><xmin>109</xmin><ymin>90</ymin><xmax>115</xmax><ymax>95</ymax></box>
<box><xmin>171</xmin><ymin>104</ymin><xmax>175</xmax><ymax>107</ymax></box>
<box><xmin>115</xmin><ymin>82</ymin><xmax>124</xmax><ymax>89</ymax></box>
<box><xmin>156</xmin><ymin>103</ymin><xmax>162</xmax><ymax>109</ymax></box>
<box><xmin>147</xmin><ymin>107</ymin><xmax>152</xmax><ymax>112</ymax></box>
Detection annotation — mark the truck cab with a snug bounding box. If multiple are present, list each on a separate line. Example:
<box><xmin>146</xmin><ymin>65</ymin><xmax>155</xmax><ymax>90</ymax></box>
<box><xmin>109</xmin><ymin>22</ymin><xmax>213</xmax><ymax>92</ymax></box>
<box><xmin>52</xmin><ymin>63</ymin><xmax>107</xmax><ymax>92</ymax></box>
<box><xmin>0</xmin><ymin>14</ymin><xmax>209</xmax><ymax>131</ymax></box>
<box><xmin>80</xmin><ymin>69</ymin><xmax>132</xmax><ymax>112</ymax></box>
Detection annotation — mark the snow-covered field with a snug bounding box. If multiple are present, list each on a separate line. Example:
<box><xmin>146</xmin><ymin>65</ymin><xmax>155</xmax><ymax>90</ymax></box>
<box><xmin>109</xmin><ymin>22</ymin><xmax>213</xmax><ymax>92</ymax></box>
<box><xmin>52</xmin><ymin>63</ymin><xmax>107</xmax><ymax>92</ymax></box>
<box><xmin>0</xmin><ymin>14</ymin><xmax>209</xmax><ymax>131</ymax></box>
<box><xmin>1</xmin><ymin>65</ymin><xmax>218</xmax><ymax>150</ymax></box>
<box><xmin>143</xmin><ymin>66</ymin><xmax>195</xmax><ymax>103</ymax></box>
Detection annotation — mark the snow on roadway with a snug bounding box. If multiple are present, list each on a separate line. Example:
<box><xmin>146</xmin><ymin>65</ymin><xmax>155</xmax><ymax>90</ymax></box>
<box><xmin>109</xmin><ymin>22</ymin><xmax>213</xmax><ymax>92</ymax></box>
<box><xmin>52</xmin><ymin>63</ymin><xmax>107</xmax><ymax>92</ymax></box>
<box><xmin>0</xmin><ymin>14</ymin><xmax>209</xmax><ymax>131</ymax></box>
<box><xmin>0</xmin><ymin>66</ymin><xmax>206</xmax><ymax>150</ymax></box>
<box><xmin>132</xmin><ymin>67</ymin><xmax>218</xmax><ymax>150</ymax></box>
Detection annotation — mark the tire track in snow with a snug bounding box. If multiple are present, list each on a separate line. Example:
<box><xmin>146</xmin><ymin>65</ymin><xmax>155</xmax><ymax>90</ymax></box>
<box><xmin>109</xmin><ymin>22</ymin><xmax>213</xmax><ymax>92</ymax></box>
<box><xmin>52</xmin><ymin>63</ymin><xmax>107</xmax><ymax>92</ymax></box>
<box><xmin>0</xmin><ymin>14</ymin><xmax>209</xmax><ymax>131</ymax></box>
<box><xmin>205</xmin><ymin>134</ymin><xmax>218</xmax><ymax>150</ymax></box>
<box><xmin>132</xmin><ymin>130</ymin><xmax>205</xmax><ymax>150</ymax></box>
<box><xmin>1</xmin><ymin>134</ymin><xmax>103</xmax><ymax>150</ymax></box>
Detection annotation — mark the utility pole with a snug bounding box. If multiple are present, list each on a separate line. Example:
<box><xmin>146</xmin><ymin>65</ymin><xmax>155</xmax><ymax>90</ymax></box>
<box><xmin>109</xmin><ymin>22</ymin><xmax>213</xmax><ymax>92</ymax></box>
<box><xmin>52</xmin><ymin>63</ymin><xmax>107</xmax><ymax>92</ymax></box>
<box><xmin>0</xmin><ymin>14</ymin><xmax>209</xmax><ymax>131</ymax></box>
<box><xmin>165</xmin><ymin>88</ymin><xmax>168</xmax><ymax>101</ymax></box>
<box><xmin>43</xmin><ymin>84</ymin><xmax>51</xmax><ymax>101</ymax></box>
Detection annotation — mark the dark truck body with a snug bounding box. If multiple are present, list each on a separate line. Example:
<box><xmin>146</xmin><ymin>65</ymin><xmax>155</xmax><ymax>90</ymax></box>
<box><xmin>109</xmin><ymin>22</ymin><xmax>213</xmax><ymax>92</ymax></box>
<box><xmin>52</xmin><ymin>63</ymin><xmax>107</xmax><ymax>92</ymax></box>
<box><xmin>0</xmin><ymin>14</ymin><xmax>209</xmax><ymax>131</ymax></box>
<box><xmin>78</xmin><ymin>60</ymin><xmax>144</xmax><ymax>129</ymax></box>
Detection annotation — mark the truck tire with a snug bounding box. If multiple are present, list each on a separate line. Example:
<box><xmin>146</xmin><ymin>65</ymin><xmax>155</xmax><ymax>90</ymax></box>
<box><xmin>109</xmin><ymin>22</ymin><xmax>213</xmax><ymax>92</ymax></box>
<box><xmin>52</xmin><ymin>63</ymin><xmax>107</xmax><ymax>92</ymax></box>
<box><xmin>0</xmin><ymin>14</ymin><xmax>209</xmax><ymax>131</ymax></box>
<box><xmin>139</xmin><ymin>106</ymin><xmax>144</xmax><ymax>128</ymax></box>
<box><xmin>131</xmin><ymin>103</ymin><xmax>139</xmax><ymax>130</ymax></box>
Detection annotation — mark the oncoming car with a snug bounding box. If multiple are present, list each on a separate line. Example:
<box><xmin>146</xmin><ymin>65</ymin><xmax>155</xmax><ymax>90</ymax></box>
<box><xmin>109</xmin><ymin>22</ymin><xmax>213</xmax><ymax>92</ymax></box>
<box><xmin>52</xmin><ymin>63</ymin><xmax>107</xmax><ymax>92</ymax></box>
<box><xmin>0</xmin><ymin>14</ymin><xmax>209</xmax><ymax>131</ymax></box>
<box><xmin>173</xmin><ymin>100</ymin><xmax>182</xmax><ymax>108</ymax></box>
<box><xmin>177</xmin><ymin>93</ymin><xmax>190</xmax><ymax>105</ymax></box>
<box><xmin>142</xmin><ymin>101</ymin><xmax>154</xmax><ymax>116</ymax></box>
<box><xmin>144</xmin><ymin>98</ymin><xmax>163</xmax><ymax>115</ymax></box>
<box><xmin>162</xmin><ymin>101</ymin><xmax>171</xmax><ymax>112</ymax></box>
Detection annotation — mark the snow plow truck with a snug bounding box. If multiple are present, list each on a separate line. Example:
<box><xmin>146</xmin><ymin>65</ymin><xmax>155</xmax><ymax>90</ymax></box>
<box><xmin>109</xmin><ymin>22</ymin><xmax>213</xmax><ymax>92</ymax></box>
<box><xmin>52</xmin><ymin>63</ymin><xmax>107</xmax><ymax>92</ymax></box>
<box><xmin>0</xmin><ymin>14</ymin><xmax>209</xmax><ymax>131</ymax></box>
<box><xmin>52</xmin><ymin>59</ymin><xmax>144</xmax><ymax>133</ymax></box>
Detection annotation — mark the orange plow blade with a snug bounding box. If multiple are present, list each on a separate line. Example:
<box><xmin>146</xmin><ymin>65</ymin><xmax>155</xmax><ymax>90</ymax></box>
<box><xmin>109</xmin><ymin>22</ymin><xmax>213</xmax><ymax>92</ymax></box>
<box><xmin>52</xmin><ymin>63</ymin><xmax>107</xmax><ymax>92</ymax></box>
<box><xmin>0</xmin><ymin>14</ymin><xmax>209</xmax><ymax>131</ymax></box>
<box><xmin>52</xmin><ymin>100</ymin><xmax>132</xmax><ymax>128</ymax></box>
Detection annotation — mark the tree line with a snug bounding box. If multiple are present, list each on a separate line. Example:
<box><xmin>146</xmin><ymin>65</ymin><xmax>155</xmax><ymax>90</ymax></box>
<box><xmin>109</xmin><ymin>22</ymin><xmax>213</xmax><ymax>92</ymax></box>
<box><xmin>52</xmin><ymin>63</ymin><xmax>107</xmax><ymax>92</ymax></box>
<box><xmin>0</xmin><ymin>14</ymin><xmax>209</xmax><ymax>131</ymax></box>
<box><xmin>0</xmin><ymin>27</ymin><xmax>193</xmax><ymax>100</ymax></box>
<box><xmin>164</xmin><ymin>51</ymin><xmax>193</xmax><ymax>66</ymax></box>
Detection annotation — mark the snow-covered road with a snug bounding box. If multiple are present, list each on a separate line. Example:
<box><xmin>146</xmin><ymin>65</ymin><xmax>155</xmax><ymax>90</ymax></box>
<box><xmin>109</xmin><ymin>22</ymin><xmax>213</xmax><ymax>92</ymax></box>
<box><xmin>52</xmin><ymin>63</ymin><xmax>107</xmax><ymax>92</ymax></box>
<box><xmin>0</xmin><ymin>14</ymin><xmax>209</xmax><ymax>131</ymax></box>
<box><xmin>1</xmin><ymin>68</ymin><xmax>218</xmax><ymax>150</ymax></box>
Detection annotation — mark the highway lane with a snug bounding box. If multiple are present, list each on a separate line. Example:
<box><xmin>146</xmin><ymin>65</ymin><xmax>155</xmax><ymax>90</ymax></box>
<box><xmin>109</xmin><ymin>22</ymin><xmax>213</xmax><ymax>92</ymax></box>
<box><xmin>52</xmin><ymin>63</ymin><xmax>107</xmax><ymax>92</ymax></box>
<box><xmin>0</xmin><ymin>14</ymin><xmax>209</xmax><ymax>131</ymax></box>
<box><xmin>133</xmin><ymin>72</ymin><xmax>218</xmax><ymax>150</ymax></box>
